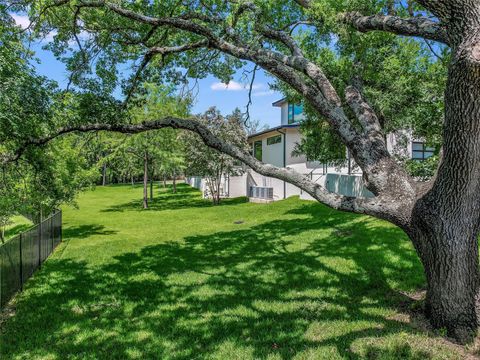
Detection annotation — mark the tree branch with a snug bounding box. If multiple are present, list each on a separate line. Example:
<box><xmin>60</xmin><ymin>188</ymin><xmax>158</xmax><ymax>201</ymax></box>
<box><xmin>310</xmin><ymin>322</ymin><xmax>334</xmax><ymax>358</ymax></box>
<box><xmin>148</xmin><ymin>40</ymin><xmax>209</xmax><ymax>56</ymax></box>
<box><xmin>44</xmin><ymin>0</ymin><xmax>417</xmax><ymax>206</ymax></box>
<box><xmin>257</xmin><ymin>25</ymin><xmax>304</xmax><ymax>57</ymax></box>
<box><xmin>293</xmin><ymin>0</ymin><xmax>312</xmax><ymax>9</ymax></box>
<box><xmin>3</xmin><ymin>117</ymin><xmax>391</xmax><ymax>218</ymax></box>
<box><xmin>56</xmin><ymin>1</ymin><xmax>353</xmax><ymax>140</ymax></box>
<box><xmin>340</xmin><ymin>12</ymin><xmax>449</xmax><ymax>45</ymax></box>
<box><xmin>124</xmin><ymin>40</ymin><xmax>209</xmax><ymax>104</ymax></box>
<box><xmin>345</xmin><ymin>86</ymin><xmax>383</xmax><ymax>137</ymax></box>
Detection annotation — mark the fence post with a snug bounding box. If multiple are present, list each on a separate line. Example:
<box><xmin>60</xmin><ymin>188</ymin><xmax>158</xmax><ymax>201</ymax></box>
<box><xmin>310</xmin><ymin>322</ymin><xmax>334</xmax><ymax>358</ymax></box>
<box><xmin>19</xmin><ymin>233</ymin><xmax>23</xmax><ymax>291</ymax></box>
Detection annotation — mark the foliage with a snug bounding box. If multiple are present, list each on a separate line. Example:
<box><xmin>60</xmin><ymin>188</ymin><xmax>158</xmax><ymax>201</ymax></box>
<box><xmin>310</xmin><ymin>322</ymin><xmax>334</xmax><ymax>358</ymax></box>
<box><xmin>286</xmin><ymin>11</ymin><xmax>447</xmax><ymax>167</ymax></box>
<box><xmin>292</xmin><ymin>116</ymin><xmax>346</xmax><ymax>165</ymax></box>
<box><xmin>0</xmin><ymin>11</ymin><xmax>100</xmax><ymax>221</ymax></box>
<box><xmin>405</xmin><ymin>156</ymin><xmax>439</xmax><ymax>181</ymax></box>
<box><xmin>183</xmin><ymin>108</ymin><xmax>248</xmax><ymax>204</ymax></box>
<box><xmin>11</xmin><ymin>1</ymin><xmax>448</xmax><ymax>176</ymax></box>
<box><xmin>83</xmin><ymin>84</ymin><xmax>192</xmax><ymax>206</ymax></box>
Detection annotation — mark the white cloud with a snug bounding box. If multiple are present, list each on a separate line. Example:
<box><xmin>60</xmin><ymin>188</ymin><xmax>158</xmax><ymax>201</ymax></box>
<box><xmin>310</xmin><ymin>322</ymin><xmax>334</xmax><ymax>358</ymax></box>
<box><xmin>11</xmin><ymin>13</ymin><xmax>57</xmax><ymax>42</ymax></box>
<box><xmin>210</xmin><ymin>80</ymin><xmax>263</xmax><ymax>91</ymax></box>
<box><xmin>12</xmin><ymin>14</ymin><xmax>31</xmax><ymax>29</ymax></box>
<box><xmin>11</xmin><ymin>13</ymin><xmax>89</xmax><ymax>44</ymax></box>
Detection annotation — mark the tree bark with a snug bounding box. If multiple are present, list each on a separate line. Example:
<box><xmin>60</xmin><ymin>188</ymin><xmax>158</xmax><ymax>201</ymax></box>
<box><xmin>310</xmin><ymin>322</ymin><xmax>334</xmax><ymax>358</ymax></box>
<box><xmin>150</xmin><ymin>177</ymin><xmax>154</xmax><ymax>200</ymax></box>
<box><xmin>143</xmin><ymin>151</ymin><xmax>148</xmax><ymax>209</ymax></box>
<box><xmin>172</xmin><ymin>169</ymin><xmax>177</xmax><ymax>193</ymax></box>
<box><xmin>102</xmin><ymin>162</ymin><xmax>107</xmax><ymax>186</ymax></box>
<box><xmin>407</xmin><ymin>13</ymin><xmax>480</xmax><ymax>342</ymax></box>
<box><xmin>215</xmin><ymin>171</ymin><xmax>221</xmax><ymax>205</ymax></box>
<box><xmin>386</xmin><ymin>0</ymin><xmax>395</xmax><ymax>15</ymax></box>
<box><xmin>408</xmin><ymin>216</ymin><xmax>479</xmax><ymax>343</ymax></box>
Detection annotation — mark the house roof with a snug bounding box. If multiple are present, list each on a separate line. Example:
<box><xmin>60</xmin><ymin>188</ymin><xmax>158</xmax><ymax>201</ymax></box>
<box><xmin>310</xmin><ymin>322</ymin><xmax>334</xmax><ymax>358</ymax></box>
<box><xmin>272</xmin><ymin>98</ymin><xmax>287</xmax><ymax>107</ymax></box>
<box><xmin>247</xmin><ymin>124</ymin><xmax>300</xmax><ymax>140</ymax></box>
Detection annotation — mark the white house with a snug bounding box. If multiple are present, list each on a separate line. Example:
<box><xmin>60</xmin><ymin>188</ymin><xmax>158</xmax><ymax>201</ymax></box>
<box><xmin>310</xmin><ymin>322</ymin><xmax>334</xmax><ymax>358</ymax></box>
<box><xmin>186</xmin><ymin>99</ymin><xmax>434</xmax><ymax>202</ymax></box>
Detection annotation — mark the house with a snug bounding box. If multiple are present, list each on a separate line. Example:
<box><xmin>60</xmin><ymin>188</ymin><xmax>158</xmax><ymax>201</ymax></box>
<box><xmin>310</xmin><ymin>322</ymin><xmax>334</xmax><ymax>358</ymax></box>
<box><xmin>186</xmin><ymin>99</ymin><xmax>434</xmax><ymax>202</ymax></box>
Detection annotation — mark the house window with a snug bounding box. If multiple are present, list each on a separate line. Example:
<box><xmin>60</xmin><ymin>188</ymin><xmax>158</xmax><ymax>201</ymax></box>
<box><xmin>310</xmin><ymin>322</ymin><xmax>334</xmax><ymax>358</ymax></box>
<box><xmin>412</xmin><ymin>142</ymin><xmax>434</xmax><ymax>160</ymax></box>
<box><xmin>253</xmin><ymin>140</ymin><xmax>262</xmax><ymax>161</ymax></box>
<box><xmin>287</xmin><ymin>104</ymin><xmax>303</xmax><ymax>124</ymax></box>
<box><xmin>267</xmin><ymin>135</ymin><xmax>282</xmax><ymax>145</ymax></box>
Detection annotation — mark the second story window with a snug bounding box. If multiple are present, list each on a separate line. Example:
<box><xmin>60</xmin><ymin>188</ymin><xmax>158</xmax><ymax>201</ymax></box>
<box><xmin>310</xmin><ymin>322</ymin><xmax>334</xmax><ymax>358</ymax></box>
<box><xmin>253</xmin><ymin>140</ymin><xmax>262</xmax><ymax>161</ymax></box>
<box><xmin>412</xmin><ymin>142</ymin><xmax>434</xmax><ymax>160</ymax></box>
<box><xmin>288</xmin><ymin>104</ymin><xmax>303</xmax><ymax>124</ymax></box>
<box><xmin>267</xmin><ymin>135</ymin><xmax>281</xmax><ymax>145</ymax></box>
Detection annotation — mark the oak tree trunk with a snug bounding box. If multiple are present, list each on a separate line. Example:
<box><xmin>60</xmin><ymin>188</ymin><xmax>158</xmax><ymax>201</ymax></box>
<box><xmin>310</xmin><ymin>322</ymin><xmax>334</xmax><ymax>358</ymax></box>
<box><xmin>173</xmin><ymin>169</ymin><xmax>177</xmax><ymax>193</ymax></box>
<box><xmin>143</xmin><ymin>151</ymin><xmax>148</xmax><ymax>209</ymax></box>
<box><xmin>409</xmin><ymin>16</ymin><xmax>480</xmax><ymax>342</ymax></box>
<box><xmin>409</xmin><ymin>217</ymin><xmax>479</xmax><ymax>343</ymax></box>
<box><xmin>215</xmin><ymin>174</ymin><xmax>221</xmax><ymax>205</ymax></box>
<box><xmin>102</xmin><ymin>162</ymin><xmax>107</xmax><ymax>186</ymax></box>
<box><xmin>150</xmin><ymin>177</ymin><xmax>154</xmax><ymax>200</ymax></box>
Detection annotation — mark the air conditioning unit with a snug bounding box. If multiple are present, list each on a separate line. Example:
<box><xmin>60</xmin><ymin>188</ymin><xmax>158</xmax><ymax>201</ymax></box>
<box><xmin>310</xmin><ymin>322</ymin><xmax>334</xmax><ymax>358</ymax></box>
<box><xmin>249</xmin><ymin>186</ymin><xmax>274</xmax><ymax>199</ymax></box>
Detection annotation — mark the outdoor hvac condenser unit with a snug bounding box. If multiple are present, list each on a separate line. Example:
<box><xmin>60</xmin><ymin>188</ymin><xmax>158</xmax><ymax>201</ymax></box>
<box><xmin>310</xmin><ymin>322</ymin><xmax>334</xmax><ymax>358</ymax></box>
<box><xmin>249</xmin><ymin>186</ymin><xmax>274</xmax><ymax>199</ymax></box>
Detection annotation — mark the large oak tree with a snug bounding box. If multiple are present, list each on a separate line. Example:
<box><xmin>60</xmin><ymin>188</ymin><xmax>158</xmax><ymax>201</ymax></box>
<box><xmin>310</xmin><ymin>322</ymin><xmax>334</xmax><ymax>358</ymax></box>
<box><xmin>6</xmin><ymin>0</ymin><xmax>480</xmax><ymax>343</ymax></box>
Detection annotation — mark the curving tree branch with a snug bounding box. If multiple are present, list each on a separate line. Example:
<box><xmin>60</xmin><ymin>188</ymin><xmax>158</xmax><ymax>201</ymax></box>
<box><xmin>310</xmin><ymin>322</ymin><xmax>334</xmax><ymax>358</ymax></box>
<box><xmin>2</xmin><ymin>117</ymin><xmax>395</xmax><ymax>220</ymax></box>
<box><xmin>340</xmin><ymin>12</ymin><xmax>450</xmax><ymax>45</ymax></box>
<box><xmin>345</xmin><ymin>86</ymin><xmax>383</xmax><ymax>138</ymax></box>
<box><xmin>42</xmin><ymin>0</ymin><xmax>418</xmax><ymax>207</ymax></box>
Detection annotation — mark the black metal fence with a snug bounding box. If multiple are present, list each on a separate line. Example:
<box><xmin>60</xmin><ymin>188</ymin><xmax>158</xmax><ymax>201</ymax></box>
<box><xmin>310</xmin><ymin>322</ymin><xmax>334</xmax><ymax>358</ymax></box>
<box><xmin>0</xmin><ymin>210</ymin><xmax>62</xmax><ymax>309</ymax></box>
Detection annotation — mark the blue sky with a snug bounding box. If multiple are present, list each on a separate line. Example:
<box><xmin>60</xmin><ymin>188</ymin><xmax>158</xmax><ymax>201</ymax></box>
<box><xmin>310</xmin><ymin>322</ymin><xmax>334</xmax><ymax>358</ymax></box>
<box><xmin>13</xmin><ymin>13</ymin><xmax>283</xmax><ymax>130</ymax></box>
<box><xmin>191</xmin><ymin>73</ymin><xmax>283</xmax><ymax>129</ymax></box>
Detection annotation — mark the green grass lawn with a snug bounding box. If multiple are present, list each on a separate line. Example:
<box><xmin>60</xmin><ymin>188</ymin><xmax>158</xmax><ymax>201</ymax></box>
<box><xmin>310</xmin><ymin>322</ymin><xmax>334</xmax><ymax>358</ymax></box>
<box><xmin>0</xmin><ymin>184</ymin><xmax>471</xmax><ymax>359</ymax></box>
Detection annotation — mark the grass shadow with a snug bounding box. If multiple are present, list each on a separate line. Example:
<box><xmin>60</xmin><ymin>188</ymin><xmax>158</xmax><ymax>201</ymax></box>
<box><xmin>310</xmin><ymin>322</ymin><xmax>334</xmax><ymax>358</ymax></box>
<box><xmin>0</xmin><ymin>198</ymin><xmax>445</xmax><ymax>359</ymax></box>
<box><xmin>101</xmin><ymin>184</ymin><xmax>248</xmax><ymax>212</ymax></box>
<box><xmin>62</xmin><ymin>224</ymin><xmax>118</xmax><ymax>240</ymax></box>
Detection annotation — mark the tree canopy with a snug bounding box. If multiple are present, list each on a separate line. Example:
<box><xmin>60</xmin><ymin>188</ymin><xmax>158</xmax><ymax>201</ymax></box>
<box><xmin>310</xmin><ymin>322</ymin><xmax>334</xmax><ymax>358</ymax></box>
<box><xmin>3</xmin><ymin>0</ymin><xmax>480</xmax><ymax>344</ymax></box>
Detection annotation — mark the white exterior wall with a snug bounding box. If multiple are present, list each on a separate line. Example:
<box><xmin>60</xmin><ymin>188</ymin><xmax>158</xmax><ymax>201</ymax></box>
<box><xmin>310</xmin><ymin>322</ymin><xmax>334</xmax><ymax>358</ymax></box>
<box><xmin>186</xmin><ymin>175</ymin><xmax>235</xmax><ymax>199</ymax></box>
<box><xmin>285</xmin><ymin>128</ymin><xmax>306</xmax><ymax>165</ymax></box>
<box><xmin>250</xmin><ymin>127</ymin><xmax>306</xmax><ymax>168</ymax></box>
<box><xmin>386</xmin><ymin>130</ymin><xmax>413</xmax><ymax>159</ymax></box>
<box><xmin>250</xmin><ymin>132</ymin><xmax>284</xmax><ymax>167</ymax></box>
<box><xmin>262</xmin><ymin>136</ymin><xmax>284</xmax><ymax>167</ymax></box>
<box><xmin>228</xmin><ymin>174</ymin><xmax>249</xmax><ymax>198</ymax></box>
<box><xmin>280</xmin><ymin>104</ymin><xmax>288</xmax><ymax>125</ymax></box>
<box><xmin>219</xmin><ymin>123</ymin><xmax>372</xmax><ymax>202</ymax></box>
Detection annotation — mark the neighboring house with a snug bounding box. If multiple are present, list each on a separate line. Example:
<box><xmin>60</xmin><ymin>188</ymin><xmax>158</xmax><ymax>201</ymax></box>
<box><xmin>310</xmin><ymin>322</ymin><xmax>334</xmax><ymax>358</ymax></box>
<box><xmin>186</xmin><ymin>99</ymin><xmax>434</xmax><ymax>202</ymax></box>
